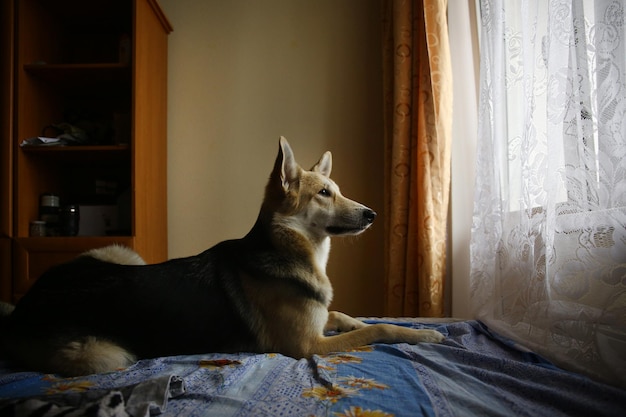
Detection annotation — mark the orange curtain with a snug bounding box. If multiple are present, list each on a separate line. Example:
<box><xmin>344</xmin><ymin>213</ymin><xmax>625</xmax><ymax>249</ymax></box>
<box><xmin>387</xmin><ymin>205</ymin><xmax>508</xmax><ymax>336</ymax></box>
<box><xmin>382</xmin><ymin>0</ymin><xmax>452</xmax><ymax>317</ymax></box>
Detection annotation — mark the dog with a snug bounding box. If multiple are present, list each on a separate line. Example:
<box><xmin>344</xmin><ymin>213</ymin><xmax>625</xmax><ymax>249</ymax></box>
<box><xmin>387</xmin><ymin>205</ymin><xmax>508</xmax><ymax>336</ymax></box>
<box><xmin>1</xmin><ymin>137</ymin><xmax>444</xmax><ymax>376</ymax></box>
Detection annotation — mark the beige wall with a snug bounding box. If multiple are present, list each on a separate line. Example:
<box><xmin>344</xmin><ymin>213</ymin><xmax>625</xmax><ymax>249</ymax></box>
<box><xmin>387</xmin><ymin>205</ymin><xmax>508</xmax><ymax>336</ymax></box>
<box><xmin>160</xmin><ymin>0</ymin><xmax>386</xmax><ymax>316</ymax></box>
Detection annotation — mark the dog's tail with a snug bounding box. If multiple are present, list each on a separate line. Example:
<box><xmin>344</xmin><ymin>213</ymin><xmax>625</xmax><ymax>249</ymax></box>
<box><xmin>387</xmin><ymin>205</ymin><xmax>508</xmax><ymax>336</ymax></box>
<box><xmin>81</xmin><ymin>244</ymin><xmax>147</xmax><ymax>266</ymax></box>
<box><xmin>0</xmin><ymin>301</ymin><xmax>14</xmax><ymax>318</ymax></box>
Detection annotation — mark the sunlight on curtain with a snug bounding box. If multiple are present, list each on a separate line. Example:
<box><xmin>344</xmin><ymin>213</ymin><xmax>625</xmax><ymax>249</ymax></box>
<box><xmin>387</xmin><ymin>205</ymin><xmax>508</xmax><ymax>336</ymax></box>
<box><xmin>382</xmin><ymin>0</ymin><xmax>452</xmax><ymax>317</ymax></box>
<box><xmin>471</xmin><ymin>0</ymin><xmax>626</xmax><ymax>388</ymax></box>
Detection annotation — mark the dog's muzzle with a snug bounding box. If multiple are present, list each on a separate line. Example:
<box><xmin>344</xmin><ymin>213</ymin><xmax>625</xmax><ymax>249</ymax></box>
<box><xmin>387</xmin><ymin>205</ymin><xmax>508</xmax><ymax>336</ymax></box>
<box><xmin>326</xmin><ymin>208</ymin><xmax>377</xmax><ymax>235</ymax></box>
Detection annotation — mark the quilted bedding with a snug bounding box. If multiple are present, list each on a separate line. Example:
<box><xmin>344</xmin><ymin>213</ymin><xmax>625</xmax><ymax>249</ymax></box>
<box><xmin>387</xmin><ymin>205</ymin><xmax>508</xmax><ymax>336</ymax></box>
<box><xmin>1</xmin><ymin>320</ymin><xmax>624</xmax><ymax>417</ymax></box>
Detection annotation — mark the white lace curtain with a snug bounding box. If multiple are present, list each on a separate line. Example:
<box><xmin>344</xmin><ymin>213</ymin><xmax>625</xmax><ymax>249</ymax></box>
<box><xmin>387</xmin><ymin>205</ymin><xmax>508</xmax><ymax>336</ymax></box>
<box><xmin>470</xmin><ymin>0</ymin><xmax>626</xmax><ymax>388</ymax></box>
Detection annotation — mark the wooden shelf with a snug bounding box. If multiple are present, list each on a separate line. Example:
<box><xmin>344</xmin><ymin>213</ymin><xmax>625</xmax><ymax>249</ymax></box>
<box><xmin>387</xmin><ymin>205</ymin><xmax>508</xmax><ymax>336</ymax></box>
<box><xmin>21</xmin><ymin>144</ymin><xmax>130</xmax><ymax>153</ymax></box>
<box><xmin>3</xmin><ymin>0</ymin><xmax>170</xmax><ymax>302</ymax></box>
<box><xmin>24</xmin><ymin>62</ymin><xmax>130</xmax><ymax>71</ymax></box>
<box><xmin>24</xmin><ymin>63</ymin><xmax>131</xmax><ymax>86</ymax></box>
<box><xmin>20</xmin><ymin>144</ymin><xmax>130</xmax><ymax>164</ymax></box>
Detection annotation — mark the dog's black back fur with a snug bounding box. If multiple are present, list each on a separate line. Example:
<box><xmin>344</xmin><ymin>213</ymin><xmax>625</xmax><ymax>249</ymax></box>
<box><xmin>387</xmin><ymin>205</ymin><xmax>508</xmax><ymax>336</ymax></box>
<box><xmin>6</xmin><ymin>239</ymin><xmax>261</xmax><ymax>360</ymax></box>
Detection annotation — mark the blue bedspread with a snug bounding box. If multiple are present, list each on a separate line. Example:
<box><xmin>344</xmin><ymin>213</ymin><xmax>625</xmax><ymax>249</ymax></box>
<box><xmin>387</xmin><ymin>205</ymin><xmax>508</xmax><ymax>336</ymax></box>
<box><xmin>1</xmin><ymin>320</ymin><xmax>624</xmax><ymax>417</ymax></box>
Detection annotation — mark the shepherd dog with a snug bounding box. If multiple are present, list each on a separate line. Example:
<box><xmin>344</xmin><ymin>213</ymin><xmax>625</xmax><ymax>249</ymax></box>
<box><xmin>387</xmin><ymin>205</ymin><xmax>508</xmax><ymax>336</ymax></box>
<box><xmin>1</xmin><ymin>137</ymin><xmax>444</xmax><ymax>376</ymax></box>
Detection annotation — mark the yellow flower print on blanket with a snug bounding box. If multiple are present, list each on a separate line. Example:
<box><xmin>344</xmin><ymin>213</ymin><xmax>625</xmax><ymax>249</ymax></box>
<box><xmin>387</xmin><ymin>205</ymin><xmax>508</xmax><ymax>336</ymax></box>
<box><xmin>325</xmin><ymin>354</ymin><xmax>363</xmax><ymax>365</ymax></box>
<box><xmin>328</xmin><ymin>381</ymin><xmax>394</xmax><ymax>417</ymax></box>
<box><xmin>306</xmin><ymin>347</ymin><xmax>395</xmax><ymax>417</ymax></box>
<box><xmin>339</xmin><ymin>376</ymin><xmax>389</xmax><ymax>391</ymax></box>
<box><xmin>302</xmin><ymin>385</ymin><xmax>359</xmax><ymax>403</ymax></box>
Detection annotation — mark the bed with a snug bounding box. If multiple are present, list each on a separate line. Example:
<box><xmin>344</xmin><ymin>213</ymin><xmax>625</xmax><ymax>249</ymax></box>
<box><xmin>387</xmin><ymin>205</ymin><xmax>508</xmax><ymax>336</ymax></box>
<box><xmin>0</xmin><ymin>319</ymin><xmax>624</xmax><ymax>417</ymax></box>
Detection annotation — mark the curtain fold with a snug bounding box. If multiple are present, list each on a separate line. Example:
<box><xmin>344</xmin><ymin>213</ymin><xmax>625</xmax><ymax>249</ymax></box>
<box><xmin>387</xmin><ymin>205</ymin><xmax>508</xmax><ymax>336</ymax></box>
<box><xmin>382</xmin><ymin>0</ymin><xmax>452</xmax><ymax>317</ymax></box>
<box><xmin>471</xmin><ymin>0</ymin><xmax>626</xmax><ymax>388</ymax></box>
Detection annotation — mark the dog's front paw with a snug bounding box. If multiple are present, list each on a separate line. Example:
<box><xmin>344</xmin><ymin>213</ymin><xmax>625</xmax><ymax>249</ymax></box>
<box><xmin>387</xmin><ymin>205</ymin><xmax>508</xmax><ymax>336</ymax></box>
<box><xmin>417</xmin><ymin>329</ymin><xmax>445</xmax><ymax>343</ymax></box>
<box><xmin>325</xmin><ymin>311</ymin><xmax>367</xmax><ymax>333</ymax></box>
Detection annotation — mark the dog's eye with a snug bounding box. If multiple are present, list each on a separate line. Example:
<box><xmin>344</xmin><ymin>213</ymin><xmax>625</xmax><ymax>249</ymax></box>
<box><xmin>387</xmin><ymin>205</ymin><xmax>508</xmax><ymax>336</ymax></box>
<box><xmin>319</xmin><ymin>188</ymin><xmax>331</xmax><ymax>197</ymax></box>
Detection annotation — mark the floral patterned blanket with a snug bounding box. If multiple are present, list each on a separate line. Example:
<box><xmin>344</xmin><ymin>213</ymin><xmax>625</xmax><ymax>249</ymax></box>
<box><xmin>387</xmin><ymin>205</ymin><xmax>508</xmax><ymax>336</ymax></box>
<box><xmin>1</xmin><ymin>320</ymin><xmax>624</xmax><ymax>417</ymax></box>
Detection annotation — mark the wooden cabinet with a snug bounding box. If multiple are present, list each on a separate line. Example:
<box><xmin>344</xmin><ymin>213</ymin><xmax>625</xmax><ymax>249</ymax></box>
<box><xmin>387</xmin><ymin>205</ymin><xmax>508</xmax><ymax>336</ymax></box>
<box><xmin>1</xmin><ymin>0</ymin><xmax>15</xmax><ymax>302</ymax></box>
<box><xmin>2</xmin><ymin>0</ymin><xmax>172</xmax><ymax>302</ymax></box>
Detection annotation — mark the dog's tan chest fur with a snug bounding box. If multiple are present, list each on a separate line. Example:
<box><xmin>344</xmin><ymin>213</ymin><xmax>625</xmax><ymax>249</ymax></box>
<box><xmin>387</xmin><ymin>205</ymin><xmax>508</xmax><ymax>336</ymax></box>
<box><xmin>239</xmin><ymin>270</ymin><xmax>331</xmax><ymax>357</ymax></box>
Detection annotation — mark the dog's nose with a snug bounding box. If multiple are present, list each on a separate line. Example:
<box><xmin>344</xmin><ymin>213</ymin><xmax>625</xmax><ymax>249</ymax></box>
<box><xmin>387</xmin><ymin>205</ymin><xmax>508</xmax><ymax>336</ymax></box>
<box><xmin>363</xmin><ymin>209</ymin><xmax>377</xmax><ymax>224</ymax></box>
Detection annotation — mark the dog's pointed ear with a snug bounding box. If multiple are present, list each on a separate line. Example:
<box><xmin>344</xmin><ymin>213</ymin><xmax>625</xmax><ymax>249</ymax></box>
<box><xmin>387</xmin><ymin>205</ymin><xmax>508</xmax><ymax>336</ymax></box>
<box><xmin>312</xmin><ymin>151</ymin><xmax>332</xmax><ymax>177</ymax></box>
<box><xmin>273</xmin><ymin>136</ymin><xmax>299</xmax><ymax>192</ymax></box>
